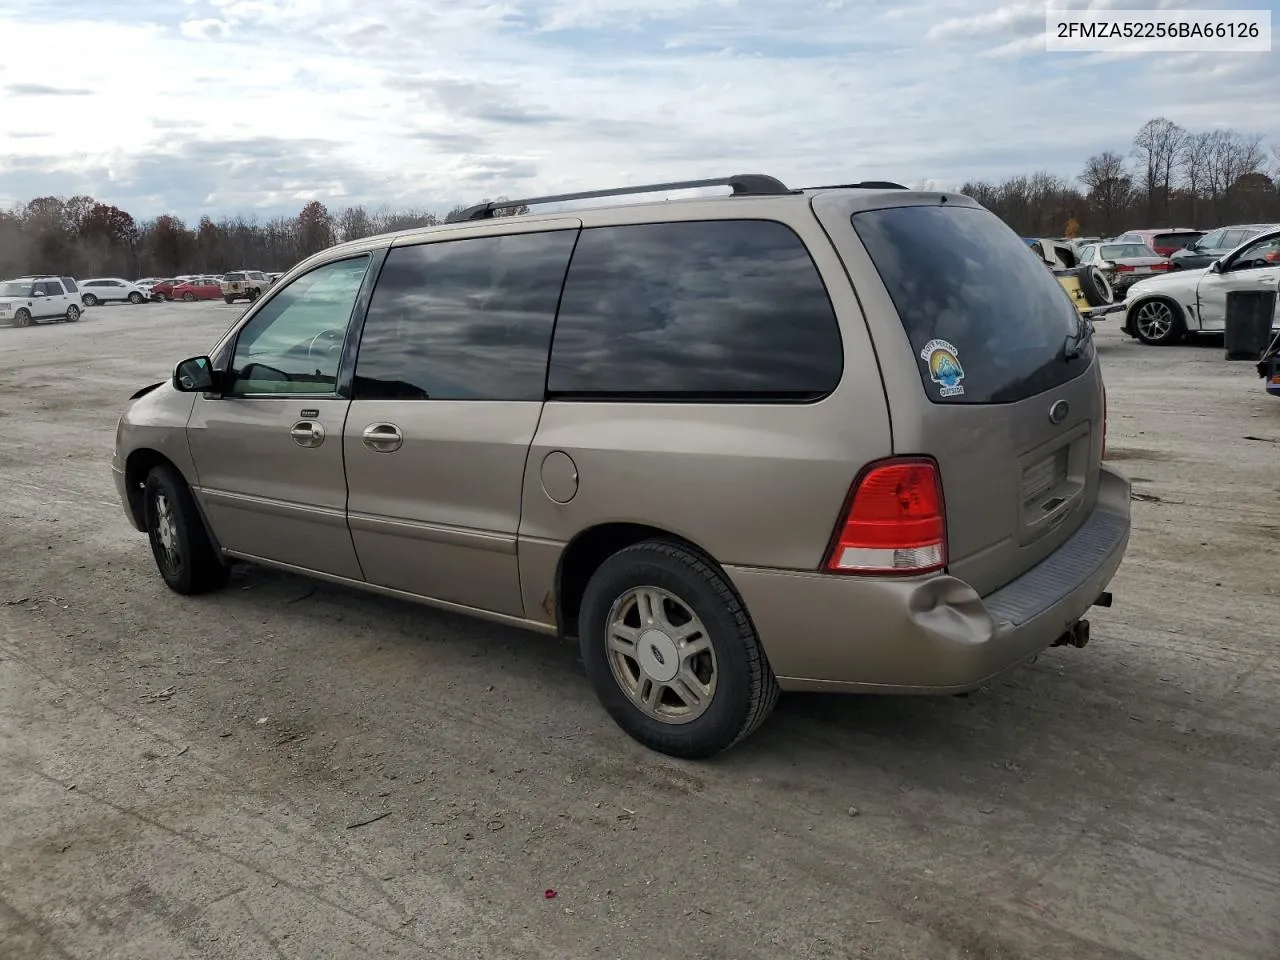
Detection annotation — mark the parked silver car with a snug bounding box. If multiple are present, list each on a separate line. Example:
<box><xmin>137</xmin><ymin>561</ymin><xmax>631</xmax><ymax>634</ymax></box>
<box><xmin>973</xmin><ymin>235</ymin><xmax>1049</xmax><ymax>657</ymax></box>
<box><xmin>1075</xmin><ymin>242</ymin><xmax>1170</xmax><ymax>296</ymax></box>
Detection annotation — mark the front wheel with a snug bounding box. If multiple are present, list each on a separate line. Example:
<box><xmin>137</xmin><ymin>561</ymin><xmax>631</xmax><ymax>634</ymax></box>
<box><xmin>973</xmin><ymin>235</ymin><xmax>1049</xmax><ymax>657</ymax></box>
<box><xmin>14</xmin><ymin>308</ymin><xmax>33</xmax><ymax>327</ymax></box>
<box><xmin>65</xmin><ymin>304</ymin><xmax>80</xmax><ymax>322</ymax></box>
<box><xmin>143</xmin><ymin>464</ymin><xmax>230</xmax><ymax>595</ymax></box>
<box><xmin>1132</xmin><ymin>298</ymin><xmax>1186</xmax><ymax>346</ymax></box>
<box><xmin>128</xmin><ymin>292</ymin><xmax>144</xmax><ymax>304</ymax></box>
<box><xmin>82</xmin><ymin>294</ymin><xmax>98</xmax><ymax>307</ymax></box>
<box><xmin>579</xmin><ymin>540</ymin><xmax>779</xmax><ymax>759</ymax></box>
<box><xmin>248</xmin><ymin>288</ymin><xmax>261</xmax><ymax>302</ymax></box>
<box><xmin>182</xmin><ymin>292</ymin><xmax>195</xmax><ymax>302</ymax></box>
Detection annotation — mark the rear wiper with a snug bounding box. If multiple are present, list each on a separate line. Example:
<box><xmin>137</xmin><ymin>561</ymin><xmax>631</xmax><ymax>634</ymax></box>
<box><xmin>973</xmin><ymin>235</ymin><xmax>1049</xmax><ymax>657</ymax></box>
<box><xmin>1064</xmin><ymin>316</ymin><xmax>1094</xmax><ymax>360</ymax></box>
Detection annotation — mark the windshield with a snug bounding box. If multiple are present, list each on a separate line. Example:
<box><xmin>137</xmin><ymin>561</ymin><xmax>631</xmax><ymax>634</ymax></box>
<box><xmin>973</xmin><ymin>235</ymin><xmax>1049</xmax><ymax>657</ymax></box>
<box><xmin>1101</xmin><ymin>244</ymin><xmax>1157</xmax><ymax>259</ymax></box>
<box><xmin>0</xmin><ymin>281</ymin><xmax>34</xmax><ymax>297</ymax></box>
<box><xmin>852</xmin><ymin>204</ymin><xmax>1091</xmax><ymax>404</ymax></box>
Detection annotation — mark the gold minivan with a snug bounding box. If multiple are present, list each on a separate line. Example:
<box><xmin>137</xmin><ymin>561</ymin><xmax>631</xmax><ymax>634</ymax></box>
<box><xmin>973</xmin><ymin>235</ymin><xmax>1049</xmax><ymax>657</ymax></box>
<box><xmin>113</xmin><ymin>175</ymin><xmax>1131</xmax><ymax>758</ymax></box>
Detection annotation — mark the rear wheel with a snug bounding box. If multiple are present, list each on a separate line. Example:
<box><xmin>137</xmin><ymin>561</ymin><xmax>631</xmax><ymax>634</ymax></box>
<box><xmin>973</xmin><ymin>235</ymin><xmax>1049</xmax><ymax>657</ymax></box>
<box><xmin>223</xmin><ymin>295</ymin><xmax>236</xmax><ymax>304</ymax></box>
<box><xmin>128</xmin><ymin>291</ymin><xmax>144</xmax><ymax>304</ymax></box>
<box><xmin>579</xmin><ymin>540</ymin><xmax>779</xmax><ymax>759</ymax></box>
<box><xmin>65</xmin><ymin>304</ymin><xmax>80</xmax><ymax>322</ymax></box>
<box><xmin>82</xmin><ymin>293</ymin><xmax>98</xmax><ymax>307</ymax></box>
<box><xmin>1132</xmin><ymin>298</ymin><xmax>1185</xmax><ymax>346</ymax></box>
<box><xmin>15</xmin><ymin>308</ymin><xmax>33</xmax><ymax>327</ymax></box>
<box><xmin>143</xmin><ymin>464</ymin><xmax>230</xmax><ymax>595</ymax></box>
<box><xmin>182</xmin><ymin>292</ymin><xmax>195</xmax><ymax>302</ymax></box>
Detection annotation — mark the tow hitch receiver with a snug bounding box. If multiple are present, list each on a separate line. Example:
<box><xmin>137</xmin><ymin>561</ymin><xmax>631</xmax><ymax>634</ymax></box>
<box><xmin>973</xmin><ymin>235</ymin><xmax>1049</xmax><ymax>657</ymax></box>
<box><xmin>1053</xmin><ymin>619</ymin><xmax>1091</xmax><ymax>649</ymax></box>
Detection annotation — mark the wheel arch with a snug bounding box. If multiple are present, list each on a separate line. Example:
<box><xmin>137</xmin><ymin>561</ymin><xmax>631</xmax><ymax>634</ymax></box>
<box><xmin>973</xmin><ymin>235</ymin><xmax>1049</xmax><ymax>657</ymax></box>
<box><xmin>1125</xmin><ymin>293</ymin><xmax>1187</xmax><ymax>338</ymax></box>
<box><xmin>124</xmin><ymin>448</ymin><xmax>225</xmax><ymax>557</ymax></box>
<box><xmin>555</xmin><ymin>522</ymin><xmax>721</xmax><ymax>638</ymax></box>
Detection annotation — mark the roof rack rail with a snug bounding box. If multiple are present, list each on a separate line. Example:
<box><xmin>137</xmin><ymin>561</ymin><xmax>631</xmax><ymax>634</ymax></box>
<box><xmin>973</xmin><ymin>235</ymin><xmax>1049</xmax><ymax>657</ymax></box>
<box><xmin>459</xmin><ymin>173</ymin><xmax>794</xmax><ymax>221</ymax></box>
<box><xmin>804</xmin><ymin>181</ymin><xmax>908</xmax><ymax>190</ymax></box>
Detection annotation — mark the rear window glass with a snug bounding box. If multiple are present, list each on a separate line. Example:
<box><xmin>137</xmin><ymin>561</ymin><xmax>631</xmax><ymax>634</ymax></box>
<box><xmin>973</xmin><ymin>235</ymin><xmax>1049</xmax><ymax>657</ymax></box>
<box><xmin>852</xmin><ymin>204</ymin><xmax>1091</xmax><ymax>405</ymax></box>
<box><xmin>1153</xmin><ymin>232</ymin><xmax>1201</xmax><ymax>250</ymax></box>
<box><xmin>61</xmin><ymin>277</ymin><xmax>78</xmax><ymax>292</ymax></box>
<box><xmin>1101</xmin><ymin>244</ymin><xmax>1156</xmax><ymax>259</ymax></box>
<box><xmin>224</xmin><ymin>272</ymin><xmax>246</xmax><ymax>281</ymax></box>
<box><xmin>548</xmin><ymin>220</ymin><xmax>842</xmax><ymax>399</ymax></box>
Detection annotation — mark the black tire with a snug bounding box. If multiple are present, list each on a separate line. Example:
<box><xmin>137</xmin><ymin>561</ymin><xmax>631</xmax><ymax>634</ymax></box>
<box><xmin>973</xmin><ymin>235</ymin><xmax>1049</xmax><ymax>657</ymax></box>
<box><xmin>1076</xmin><ymin>266</ymin><xmax>1114</xmax><ymax>307</ymax></box>
<box><xmin>248</xmin><ymin>288</ymin><xmax>261</xmax><ymax>302</ymax></box>
<box><xmin>143</xmin><ymin>464</ymin><xmax>230</xmax><ymax>595</ymax></box>
<box><xmin>579</xmin><ymin>540</ymin><xmax>779</xmax><ymax>759</ymax></box>
<box><xmin>223</xmin><ymin>296</ymin><xmax>236</xmax><ymax>304</ymax></box>
<box><xmin>14</xmin><ymin>308</ymin><xmax>33</xmax><ymax>327</ymax></box>
<box><xmin>182</xmin><ymin>292</ymin><xmax>195</xmax><ymax>302</ymax></box>
<box><xmin>128</xmin><ymin>292</ymin><xmax>144</xmax><ymax>304</ymax></box>
<box><xmin>155</xmin><ymin>293</ymin><xmax>168</xmax><ymax>302</ymax></box>
<box><xmin>65</xmin><ymin>304</ymin><xmax>80</xmax><ymax>322</ymax></box>
<box><xmin>1130</xmin><ymin>297</ymin><xmax>1186</xmax><ymax>346</ymax></box>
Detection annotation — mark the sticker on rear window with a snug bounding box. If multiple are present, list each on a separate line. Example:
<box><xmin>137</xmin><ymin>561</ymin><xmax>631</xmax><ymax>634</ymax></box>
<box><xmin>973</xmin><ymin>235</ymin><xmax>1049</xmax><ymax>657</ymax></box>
<box><xmin>921</xmin><ymin>339</ymin><xmax>965</xmax><ymax>397</ymax></box>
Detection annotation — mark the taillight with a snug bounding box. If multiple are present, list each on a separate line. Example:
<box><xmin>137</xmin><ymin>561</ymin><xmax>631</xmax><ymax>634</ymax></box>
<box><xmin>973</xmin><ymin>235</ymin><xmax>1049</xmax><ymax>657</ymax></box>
<box><xmin>1114</xmin><ymin>263</ymin><xmax>1134</xmax><ymax>272</ymax></box>
<box><xmin>1151</xmin><ymin>262</ymin><xmax>1170</xmax><ymax>271</ymax></box>
<box><xmin>824</xmin><ymin>458</ymin><xmax>947</xmax><ymax>575</ymax></box>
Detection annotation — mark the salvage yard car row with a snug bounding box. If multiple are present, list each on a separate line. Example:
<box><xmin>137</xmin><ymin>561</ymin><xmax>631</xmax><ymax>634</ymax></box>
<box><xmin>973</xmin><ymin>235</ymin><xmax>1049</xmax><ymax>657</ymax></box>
<box><xmin>1</xmin><ymin>270</ymin><xmax>283</xmax><ymax>323</ymax></box>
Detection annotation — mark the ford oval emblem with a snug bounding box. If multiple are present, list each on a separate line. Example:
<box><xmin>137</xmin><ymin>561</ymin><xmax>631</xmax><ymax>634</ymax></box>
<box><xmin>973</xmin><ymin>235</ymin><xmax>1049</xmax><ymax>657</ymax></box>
<box><xmin>1049</xmin><ymin>400</ymin><xmax>1070</xmax><ymax>425</ymax></box>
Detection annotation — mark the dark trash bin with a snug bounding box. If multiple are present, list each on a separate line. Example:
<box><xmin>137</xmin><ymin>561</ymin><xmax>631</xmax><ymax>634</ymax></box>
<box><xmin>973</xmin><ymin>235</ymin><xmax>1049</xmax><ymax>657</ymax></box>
<box><xmin>1224</xmin><ymin>288</ymin><xmax>1277</xmax><ymax>361</ymax></box>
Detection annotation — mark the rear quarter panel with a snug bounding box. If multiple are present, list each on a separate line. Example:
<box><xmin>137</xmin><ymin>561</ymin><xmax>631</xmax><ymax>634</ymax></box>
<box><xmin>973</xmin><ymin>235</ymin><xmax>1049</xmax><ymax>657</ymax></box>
<box><xmin>516</xmin><ymin>199</ymin><xmax>893</xmax><ymax>625</ymax></box>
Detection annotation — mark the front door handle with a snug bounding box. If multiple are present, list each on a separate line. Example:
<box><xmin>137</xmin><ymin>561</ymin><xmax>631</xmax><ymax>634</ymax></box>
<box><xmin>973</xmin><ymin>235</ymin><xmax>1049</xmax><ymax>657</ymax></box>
<box><xmin>290</xmin><ymin>420</ymin><xmax>325</xmax><ymax>448</ymax></box>
<box><xmin>362</xmin><ymin>423</ymin><xmax>403</xmax><ymax>453</ymax></box>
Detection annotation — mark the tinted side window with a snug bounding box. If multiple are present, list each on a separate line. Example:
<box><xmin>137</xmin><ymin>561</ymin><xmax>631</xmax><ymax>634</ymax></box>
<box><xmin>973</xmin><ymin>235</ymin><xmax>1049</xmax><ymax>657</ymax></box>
<box><xmin>38</xmin><ymin>280</ymin><xmax>62</xmax><ymax>295</ymax></box>
<box><xmin>61</xmin><ymin>278</ymin><xmax>78</xmax><ymax>292</ymax></box>
<box><xmin>547</xmin><ymin>220</ymin><xmax>842</xmax><ymax>399</ymax></box>
<box><xmin>853</xmin><ymin>204</ymin><xmax>1087</xmax><ymax>405</ymax></box>
<box><xmin>355</xmin><ymin>230</ymin><xmax>577</xmax><ymax>401</ymax></box>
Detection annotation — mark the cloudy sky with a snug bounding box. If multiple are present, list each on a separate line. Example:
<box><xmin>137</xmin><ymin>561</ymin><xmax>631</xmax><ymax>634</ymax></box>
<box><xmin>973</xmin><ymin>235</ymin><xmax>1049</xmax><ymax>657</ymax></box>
<box><xmin>0</xmin><ymin>0</ymin><xmax>1277</xmax><ymax>221</ymax></box>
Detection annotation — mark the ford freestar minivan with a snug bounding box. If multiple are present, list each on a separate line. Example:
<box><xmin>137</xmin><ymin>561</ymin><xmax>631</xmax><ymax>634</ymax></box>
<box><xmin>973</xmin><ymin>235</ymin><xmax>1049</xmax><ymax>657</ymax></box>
<box><xmin>112</xmin><ymin>175</ymin><xmax>1131</xmax><ymax>758</ymax></box>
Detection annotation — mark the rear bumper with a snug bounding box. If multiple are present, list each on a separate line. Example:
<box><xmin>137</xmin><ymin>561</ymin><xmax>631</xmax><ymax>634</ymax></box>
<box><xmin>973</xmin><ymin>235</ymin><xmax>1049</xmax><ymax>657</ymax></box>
<box><xmin>727</xmin><ymin>465</ymin><xmax>1131</xmax><ymax>694</ymax></box>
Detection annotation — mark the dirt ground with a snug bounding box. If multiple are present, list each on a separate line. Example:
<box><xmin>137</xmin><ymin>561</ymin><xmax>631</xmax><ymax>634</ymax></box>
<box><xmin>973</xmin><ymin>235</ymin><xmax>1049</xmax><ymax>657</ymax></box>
<box><xmin>1</xmin><ymin>300</ymin><xmax>1277</xmax><ymax>960</ymax></box>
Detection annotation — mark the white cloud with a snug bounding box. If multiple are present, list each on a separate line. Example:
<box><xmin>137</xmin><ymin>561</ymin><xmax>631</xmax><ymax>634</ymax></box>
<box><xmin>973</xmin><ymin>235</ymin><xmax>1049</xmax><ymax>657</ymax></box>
<box><xmin>0</xmin><ymin>0</ymin><xmax>1276</xmax><ymax>219</ymax></box>
<box><xmin>179</xmin><ymin>18</ymin><xmax>230</xmax><ymax>39</ymax></box>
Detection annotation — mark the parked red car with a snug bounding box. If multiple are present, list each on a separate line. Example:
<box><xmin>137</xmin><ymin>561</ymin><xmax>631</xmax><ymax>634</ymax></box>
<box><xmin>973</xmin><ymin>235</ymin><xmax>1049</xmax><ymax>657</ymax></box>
<box><xmin>1113</xmin><ymin>228</ymin><xmax>1204</xmax><ymax>257</ymax></box>
<box><xmin>170</xmin><ymin>277</ymin><xmax>223</xmax><ymax>302</ymax></box>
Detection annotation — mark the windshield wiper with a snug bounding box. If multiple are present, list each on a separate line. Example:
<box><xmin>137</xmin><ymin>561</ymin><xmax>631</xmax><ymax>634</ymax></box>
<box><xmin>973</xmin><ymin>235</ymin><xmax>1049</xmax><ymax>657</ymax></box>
<box><xmin>1064</xmin><ymin>315</ymin><xmax>1094</xmax><ymax>361</ymax></box>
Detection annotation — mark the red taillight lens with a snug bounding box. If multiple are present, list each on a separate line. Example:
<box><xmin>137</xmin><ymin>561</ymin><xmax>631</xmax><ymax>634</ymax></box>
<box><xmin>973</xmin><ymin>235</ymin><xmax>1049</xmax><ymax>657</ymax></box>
<box><xmin>1151</xmin><ymin>262</ymin><xmax>1170</xmax><ymax>271</ymax></box>
<box><xmin>825</xmin><ymin>459</ymin><xmax>946</xmax><ymax>575</ymax></box>
<box><xmin>1114</xmin><ymin>263</ymin><xmax>1135</xmax><ymax>272</ymax></box>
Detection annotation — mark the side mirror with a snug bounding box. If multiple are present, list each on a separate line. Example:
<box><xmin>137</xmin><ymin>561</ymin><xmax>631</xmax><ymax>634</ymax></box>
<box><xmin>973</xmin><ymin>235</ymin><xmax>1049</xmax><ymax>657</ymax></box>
<box><xmin>1209</xmin><ymin>260</ymin><xmax>1223</xmax><ymax>274</ymax></box>
<box><xmin>172</xmin><ymin>356</ymin><xmax>216</xmax><ymax>393</ymax></box>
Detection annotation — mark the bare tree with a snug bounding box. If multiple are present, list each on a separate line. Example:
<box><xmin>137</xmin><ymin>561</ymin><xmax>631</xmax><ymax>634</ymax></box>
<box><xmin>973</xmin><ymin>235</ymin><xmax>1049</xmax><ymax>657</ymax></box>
<box><xmin>1180</xmin><ymin>131</ymin><xmax>1214</xmax><ymax>225</ymax></box>
<box><xmin>1132</xmin><ymin>117</ymin><xmax>1185</xmax><ymax>224</ymax></box>
<box><xmin>1079</xmin><ymin>151</ymin><xmax>1131</xmax><ymax>235</ymax></box>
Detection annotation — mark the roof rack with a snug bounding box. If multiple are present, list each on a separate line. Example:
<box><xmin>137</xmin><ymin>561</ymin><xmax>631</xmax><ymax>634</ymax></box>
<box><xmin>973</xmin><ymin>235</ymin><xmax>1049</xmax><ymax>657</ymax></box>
<box><xmin>804</xmin><ymin>181</ymin><xmax>908</xmax><ymax>190</ymax></box>
<box><xmin>459</xmin><ymin>173</ymin><xmax>794</xmax><ymax>221</ymax></box>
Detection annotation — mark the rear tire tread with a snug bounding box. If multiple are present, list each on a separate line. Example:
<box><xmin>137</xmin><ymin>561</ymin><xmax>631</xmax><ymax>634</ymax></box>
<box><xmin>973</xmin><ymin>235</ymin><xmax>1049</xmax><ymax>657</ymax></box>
<box><xmin>581</xmin><ymin>539</ymin><xmax>779</xmax><ymax>758</ymax></box>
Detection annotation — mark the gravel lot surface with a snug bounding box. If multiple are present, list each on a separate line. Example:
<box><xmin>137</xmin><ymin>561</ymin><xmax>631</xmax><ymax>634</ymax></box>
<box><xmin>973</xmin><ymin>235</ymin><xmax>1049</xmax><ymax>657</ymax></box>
<box><xmin>2</xmin><ymin>300</ymin><xmax>1278</xmax><ymax>959</ymax></box>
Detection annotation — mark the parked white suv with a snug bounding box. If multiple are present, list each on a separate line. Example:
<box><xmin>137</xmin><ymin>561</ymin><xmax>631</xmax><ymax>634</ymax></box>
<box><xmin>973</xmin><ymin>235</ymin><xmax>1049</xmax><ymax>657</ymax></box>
<box><xmin>80</xmin><ymin>277</ymin><xmax>151</xmax><ymax>306</ymax></box>
<box><xmin>0</xmin><ymin>276</ymin><xmax>84</xmax><ymax>326</ymax></box>
<box><xmin>219</xmin><ymin>270</ymin><xmax>272</xmax><ymax>303</ymax></box>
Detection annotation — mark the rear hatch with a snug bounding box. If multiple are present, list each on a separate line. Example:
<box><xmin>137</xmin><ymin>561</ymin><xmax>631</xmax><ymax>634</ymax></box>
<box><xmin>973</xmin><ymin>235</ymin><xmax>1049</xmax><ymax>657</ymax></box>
<box><xmin>222</xmin><ymin>272</ymin><xmax>247</xmax><ymax>292</ymax></box>
<box><xmin>815</xmin><ymin>195</ymin><xmax>1105</xmax><ymax>597</ymax></box>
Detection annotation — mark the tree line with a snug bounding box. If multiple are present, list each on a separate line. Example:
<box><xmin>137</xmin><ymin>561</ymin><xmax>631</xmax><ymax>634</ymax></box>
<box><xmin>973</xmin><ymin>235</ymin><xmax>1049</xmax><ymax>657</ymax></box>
<box><xmin>3</xmin><ymin>115</ymin><xmax>1278</xmax><ymax>280</ymax></box>
<box><xmin>0</xmin><ymin>196</ymin><xmax>526</xmax><ymax>281</ymax></box>
<box><xmin>962</xmin><ymin>117</ymin><xmax>1280</xmax><ymax>238</ymax></box>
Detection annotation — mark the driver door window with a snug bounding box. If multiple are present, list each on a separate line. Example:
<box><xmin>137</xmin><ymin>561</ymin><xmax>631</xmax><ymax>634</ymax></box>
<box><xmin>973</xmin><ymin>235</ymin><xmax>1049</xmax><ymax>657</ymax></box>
<box><xmin>227</xmin><ymin>255</ymin><xmax>370</xmax><ymax>396</ymax></box>
<box><xmin>1228</xmin><ymin>235</ymin><xmax>1280</xmax><ymax>271</ymax></box>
